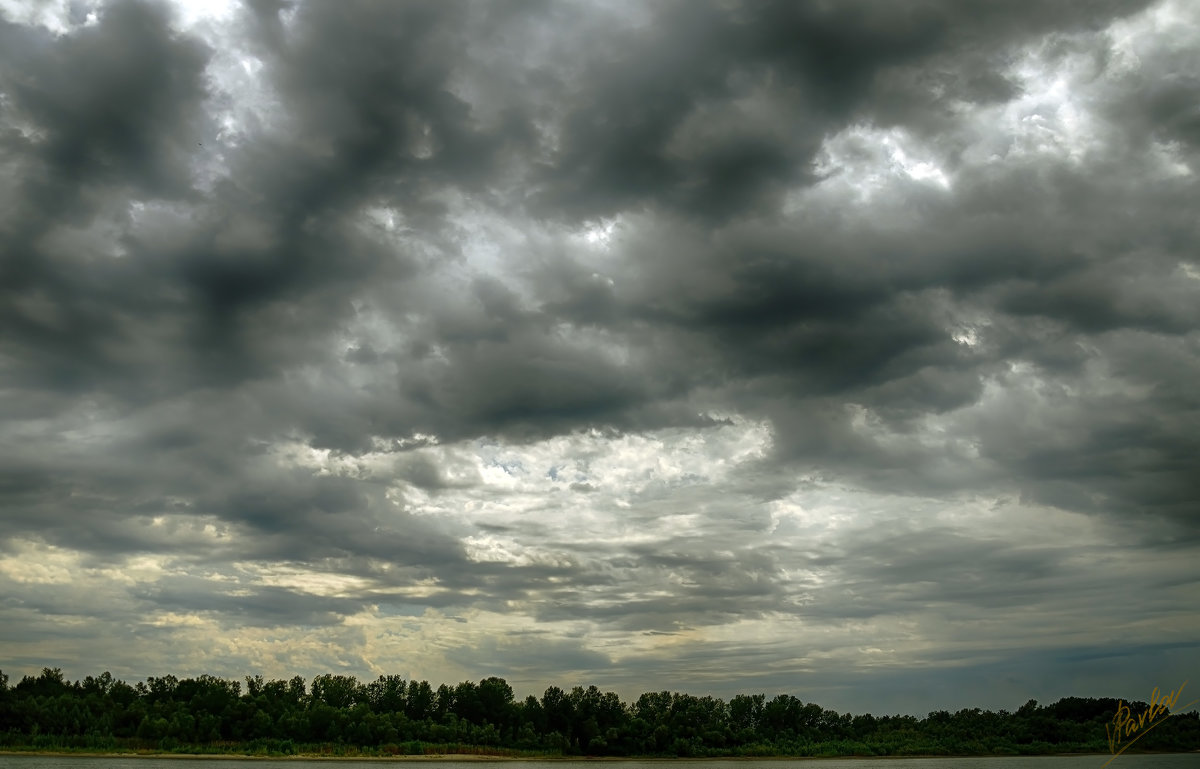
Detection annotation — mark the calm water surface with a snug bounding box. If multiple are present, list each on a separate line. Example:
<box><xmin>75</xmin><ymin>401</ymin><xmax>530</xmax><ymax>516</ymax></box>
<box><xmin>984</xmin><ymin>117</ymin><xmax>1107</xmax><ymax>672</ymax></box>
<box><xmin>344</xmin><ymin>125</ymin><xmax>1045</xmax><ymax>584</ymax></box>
<box><xmin>1</xmin><ymin>757</ymin><xmax>1197</xmax><ymax>769</ymax></box>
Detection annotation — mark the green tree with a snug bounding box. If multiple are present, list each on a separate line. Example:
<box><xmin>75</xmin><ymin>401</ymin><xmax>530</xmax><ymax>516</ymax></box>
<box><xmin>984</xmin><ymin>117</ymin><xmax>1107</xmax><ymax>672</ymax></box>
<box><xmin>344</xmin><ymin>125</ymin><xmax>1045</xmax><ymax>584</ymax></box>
<box><xmin>367</xmin><ymin>674</ymin><xmax>407</xmax><ymax>714</ymax></box>
<box><xmin>450</xmin><ymin>680</ymin><xmax>483</xmax><ymax>724</ymax></box>
<box><xmin>310</xmin><ymin>674</ymin><xmax>361</xmax><ymax>710</ymax></box>
<box><xmin>478</xmin><ymin>676</ymin><xmax>515</xmax><ymax>733</ymax></box>
<box><xmin>541</xmin><ymin>686</ymin><xmax>574</xmax><ymax>747</ymax></box>
<box><xmin>406</xmin><ymin>680</ymin><xmax>434</xmax><ymax>721</ymax></box>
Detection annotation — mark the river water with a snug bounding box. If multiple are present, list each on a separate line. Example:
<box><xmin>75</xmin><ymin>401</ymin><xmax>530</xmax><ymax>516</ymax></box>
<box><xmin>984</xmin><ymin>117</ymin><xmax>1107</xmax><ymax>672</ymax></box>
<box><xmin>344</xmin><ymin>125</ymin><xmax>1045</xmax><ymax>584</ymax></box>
<box><xmin>1</xmin><ymin>756</ymin><xmax>1197</xmax><ymax>769</ymax></box>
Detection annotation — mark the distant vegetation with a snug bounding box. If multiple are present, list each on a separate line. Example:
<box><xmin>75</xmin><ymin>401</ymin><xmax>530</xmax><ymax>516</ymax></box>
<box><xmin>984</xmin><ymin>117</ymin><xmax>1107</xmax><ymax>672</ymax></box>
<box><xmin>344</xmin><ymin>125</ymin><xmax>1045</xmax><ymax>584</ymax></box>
<box><xmin>1</xmin><ymin>668</ymin><xmax>1197</xmax><ymax>757</ymax></box>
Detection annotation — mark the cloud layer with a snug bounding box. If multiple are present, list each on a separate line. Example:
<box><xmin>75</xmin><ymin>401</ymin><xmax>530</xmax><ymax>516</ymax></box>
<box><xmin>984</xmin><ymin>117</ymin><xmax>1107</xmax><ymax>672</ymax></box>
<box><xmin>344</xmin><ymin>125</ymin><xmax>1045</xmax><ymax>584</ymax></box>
<box><xmin>1</xmin><ymin>0</ymin><xmax>1197</xmax><ymax>715</ymax></box>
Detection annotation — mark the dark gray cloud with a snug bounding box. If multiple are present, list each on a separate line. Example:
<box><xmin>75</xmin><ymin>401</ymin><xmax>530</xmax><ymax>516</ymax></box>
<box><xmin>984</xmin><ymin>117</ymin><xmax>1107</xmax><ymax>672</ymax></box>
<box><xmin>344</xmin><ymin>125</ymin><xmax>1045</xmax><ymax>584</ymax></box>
<box><xmin>0</xmin><ymin>0</ymin><xmax>1197</xmax><ymax>715</ymax></box>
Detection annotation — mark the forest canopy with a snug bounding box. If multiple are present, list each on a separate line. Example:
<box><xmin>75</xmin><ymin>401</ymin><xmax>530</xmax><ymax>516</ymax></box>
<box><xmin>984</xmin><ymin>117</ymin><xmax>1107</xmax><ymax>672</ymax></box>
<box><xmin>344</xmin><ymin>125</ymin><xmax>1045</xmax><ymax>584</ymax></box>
<box><xmin>1</xmin><ymin>668</ymin><xmax>1197</xmax><ymax>757</ymax></box>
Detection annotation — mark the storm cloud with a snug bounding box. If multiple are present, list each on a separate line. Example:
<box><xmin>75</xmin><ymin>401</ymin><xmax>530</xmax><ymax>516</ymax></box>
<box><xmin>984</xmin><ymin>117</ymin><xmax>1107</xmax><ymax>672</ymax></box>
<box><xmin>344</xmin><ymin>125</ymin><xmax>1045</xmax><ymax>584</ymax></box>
<box><xmin>0</xmin><ymin>0</ymin><xmax>1197</xmax><ymax>715</ymax></box>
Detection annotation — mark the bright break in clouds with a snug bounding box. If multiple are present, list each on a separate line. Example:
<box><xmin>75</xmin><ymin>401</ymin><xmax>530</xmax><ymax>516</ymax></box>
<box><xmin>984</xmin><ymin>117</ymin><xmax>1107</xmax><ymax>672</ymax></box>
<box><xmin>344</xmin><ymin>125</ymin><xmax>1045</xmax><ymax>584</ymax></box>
<box><xmin>0</xmin><ymin>0</ymin><xmax>1198</xmax><ymax>716</ymax></box>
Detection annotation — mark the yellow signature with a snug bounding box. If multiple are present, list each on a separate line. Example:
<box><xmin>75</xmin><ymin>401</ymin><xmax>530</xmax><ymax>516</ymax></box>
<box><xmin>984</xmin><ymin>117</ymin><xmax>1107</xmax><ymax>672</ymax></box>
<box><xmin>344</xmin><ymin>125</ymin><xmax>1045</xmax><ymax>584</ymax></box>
<box><xmin>1102</xmin><ymin>679</ymin><xmax>1198</xmax><ymax>766</ymax></box>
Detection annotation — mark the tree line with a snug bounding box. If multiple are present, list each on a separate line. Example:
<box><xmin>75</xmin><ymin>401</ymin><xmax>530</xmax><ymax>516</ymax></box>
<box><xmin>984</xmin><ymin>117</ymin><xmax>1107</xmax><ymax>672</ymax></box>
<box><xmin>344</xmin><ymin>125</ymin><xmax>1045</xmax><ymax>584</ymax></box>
<box><xmin>1</xmin><ymin>667</ymin><xmax>1197</xmax><ymax>757</ymax></box>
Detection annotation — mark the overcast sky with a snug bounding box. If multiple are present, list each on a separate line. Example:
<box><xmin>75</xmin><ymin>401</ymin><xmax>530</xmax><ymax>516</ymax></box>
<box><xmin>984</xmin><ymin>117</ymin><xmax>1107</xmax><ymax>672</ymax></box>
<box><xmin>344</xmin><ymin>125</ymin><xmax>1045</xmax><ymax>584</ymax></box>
<box><xmin>1</xmin><ymin>0</ymin><xmax>1198</xmax><ymax>717</ymax></box>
